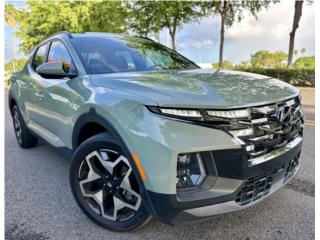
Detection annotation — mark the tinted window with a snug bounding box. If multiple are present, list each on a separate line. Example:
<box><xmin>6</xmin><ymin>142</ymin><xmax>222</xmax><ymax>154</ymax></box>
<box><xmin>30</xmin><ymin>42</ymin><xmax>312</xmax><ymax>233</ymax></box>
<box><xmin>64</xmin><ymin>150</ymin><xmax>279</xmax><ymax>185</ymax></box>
<box><xmin>32</xmin><ymin>44</ymin><xmax>48</xmax><ymax>70</ymax></box>
<box><xmin>48</xmin><ymin>41</ymin><xmax>73</xmax><ymax>73</ymax></box>
<box><xmin>70</xmin><ymin>36</ymin><xmax>199</xmax><ymax>74</ymax></box>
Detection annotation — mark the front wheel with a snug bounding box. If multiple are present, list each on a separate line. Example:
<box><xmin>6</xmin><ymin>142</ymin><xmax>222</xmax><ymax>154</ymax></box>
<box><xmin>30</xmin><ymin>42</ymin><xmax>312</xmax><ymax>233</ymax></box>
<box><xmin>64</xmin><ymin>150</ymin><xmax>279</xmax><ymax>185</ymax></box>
<box><xmin>69</xmin><ymin>133</ymin><xmax>150</xmax><ymax>231</ymax></box>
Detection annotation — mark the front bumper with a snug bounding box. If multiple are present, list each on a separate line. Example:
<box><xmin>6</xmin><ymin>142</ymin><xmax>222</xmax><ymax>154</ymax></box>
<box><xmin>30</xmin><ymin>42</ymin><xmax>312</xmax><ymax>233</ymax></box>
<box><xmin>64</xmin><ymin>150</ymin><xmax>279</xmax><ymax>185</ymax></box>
<box><xmin>116</xmin><ymin>103</ymin><xmax>303</xmax><ymax>223</ymax></box>
<box><xmin>147</xmin><ymin>137</ymin><xmax>302</xmax><ymax>223</ymax></box>
<box><xmin>182</xmin><ymin>164</ymin><xmax>299</xmax><ymax>220</ymax></box>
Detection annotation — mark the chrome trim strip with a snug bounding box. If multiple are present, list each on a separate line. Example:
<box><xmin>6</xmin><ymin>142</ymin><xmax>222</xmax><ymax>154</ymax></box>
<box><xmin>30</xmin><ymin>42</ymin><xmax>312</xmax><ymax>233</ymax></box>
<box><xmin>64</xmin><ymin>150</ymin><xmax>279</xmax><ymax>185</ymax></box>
<box><xmin>252</xmin><ymin>105</ymin><xmax>276</xmax><ymax>114</ymax></box>
<box><xmin>248</xmin><ymin>134</ymin><xmax>273</xmax><ymax>142</ymax></box>
<box><xmin>184</xmin><ymin>165</ymin><xmax>299</xmax><ymax>217</ymax></box>
<box><xmin>239</xmin><ymin>118</ymin><xmax>268</xmax><ymax>125</ymax></box>
<box><xmin>251</xmin><ymin>118</ymin><xmax>268</xmax><ymax>124</ymax></box>
<box><xmin>230</xmin><ymin>128</ymin><xmax>253</xmax><ymax>137</ymax></box>
<box><xmin>286</xmin><ymin>99</ymin><xmax>295</xmax><ymax>106</ymax></box>
<box><xmin>248</xmin><ymin>149</ymin><xmax>267</xmax><ymax>156</ymax></box>
<box><xmin>248</xmin><ymin>136</ymin><xmax>302</xmax><ymax>166</ymax></box>
<box><xmin>258</xmin><ymin>124</ymin><xmax>282</xmax><ymax>132</ymax></box>
<box><xmin>246</xmin><ymin>145</ymin><xmax>255</xmax><ymax>151</ymax></box>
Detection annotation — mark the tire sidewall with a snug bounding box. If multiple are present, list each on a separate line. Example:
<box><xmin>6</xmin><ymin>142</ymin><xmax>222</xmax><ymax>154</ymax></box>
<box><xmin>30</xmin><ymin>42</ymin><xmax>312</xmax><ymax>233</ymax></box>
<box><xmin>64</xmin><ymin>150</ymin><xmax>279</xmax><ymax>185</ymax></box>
<box><xmin>12</xmin><ymin>105</ymin><xmax>23</xmax><ymax>146</ymax></box>
<box><xmin>11</xmin><ymin>105</ymin><xmax>37</xmax><ymax>148</ymax></box>
<box><xmin>69</xmin><ymin>133</ymin><xmax>150</xmax><ymax>231</ymax></box>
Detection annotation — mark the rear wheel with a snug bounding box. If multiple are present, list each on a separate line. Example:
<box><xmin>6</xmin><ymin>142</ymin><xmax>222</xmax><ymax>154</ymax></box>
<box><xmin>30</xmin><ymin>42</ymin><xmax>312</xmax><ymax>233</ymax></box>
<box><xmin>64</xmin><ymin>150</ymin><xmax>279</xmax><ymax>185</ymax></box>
<box><xmin>69</xmin><ymin>133</ymin><xmax>150</xmax><ymax>231</ymax></box>
<box><xmin>11</xmin><ymin>105</ymin><xmax>38</xmax><ymax>148</ymax></box>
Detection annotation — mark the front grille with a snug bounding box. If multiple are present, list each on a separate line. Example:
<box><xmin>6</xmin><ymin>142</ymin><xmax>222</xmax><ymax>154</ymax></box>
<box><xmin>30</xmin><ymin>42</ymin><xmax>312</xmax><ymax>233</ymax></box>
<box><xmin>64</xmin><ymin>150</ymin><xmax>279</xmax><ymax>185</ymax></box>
<box><xmin>149</xmin><ymin>97</ymin><xmax>303</xmax><ymax>167</ymax></box>
<box><xmin>229</xmin><ymin>97</ymin><xmax>304</xmax><ymax>163</ymax></box>
<box><xmin>235</xmin><ymin>174</ymin><xmax>273</xmax><ymax>206</ymax></box>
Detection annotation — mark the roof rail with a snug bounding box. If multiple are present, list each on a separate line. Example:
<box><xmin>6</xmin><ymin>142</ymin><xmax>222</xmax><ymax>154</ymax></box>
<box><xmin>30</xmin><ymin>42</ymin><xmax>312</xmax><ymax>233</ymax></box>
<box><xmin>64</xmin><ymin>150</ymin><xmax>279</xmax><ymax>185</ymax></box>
<box><xmin>46</xmin><ymin>31</ymin><xmax>73</xmax><ymax>40</ymax></box>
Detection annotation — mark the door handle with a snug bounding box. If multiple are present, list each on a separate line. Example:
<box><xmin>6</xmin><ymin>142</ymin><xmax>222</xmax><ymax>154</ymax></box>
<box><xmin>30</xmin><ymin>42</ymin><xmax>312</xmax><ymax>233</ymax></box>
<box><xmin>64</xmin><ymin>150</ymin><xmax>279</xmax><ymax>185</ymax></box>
<box><xmin>35</xmin><ymin>92</ymin><xmax>44</xmax><ymax>100</ymax></box>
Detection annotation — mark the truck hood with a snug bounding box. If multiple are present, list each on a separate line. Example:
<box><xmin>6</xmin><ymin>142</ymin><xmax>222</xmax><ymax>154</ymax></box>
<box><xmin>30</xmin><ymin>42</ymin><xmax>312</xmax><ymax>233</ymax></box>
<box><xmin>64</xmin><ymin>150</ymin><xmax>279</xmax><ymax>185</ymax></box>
<box><xmin>90</xmin><ymin>69</ymin><xmax>299</xmax><ymax>109</ymax></box>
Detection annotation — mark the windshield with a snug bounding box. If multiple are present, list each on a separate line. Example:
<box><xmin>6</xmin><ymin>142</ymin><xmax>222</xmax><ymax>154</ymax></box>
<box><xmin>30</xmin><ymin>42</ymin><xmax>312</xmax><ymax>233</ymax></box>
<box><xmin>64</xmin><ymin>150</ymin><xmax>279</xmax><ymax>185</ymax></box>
<box><xmin>70</xmin><ymin>35</ymin><xmax>199</xmax><ymax>74</ymax></box>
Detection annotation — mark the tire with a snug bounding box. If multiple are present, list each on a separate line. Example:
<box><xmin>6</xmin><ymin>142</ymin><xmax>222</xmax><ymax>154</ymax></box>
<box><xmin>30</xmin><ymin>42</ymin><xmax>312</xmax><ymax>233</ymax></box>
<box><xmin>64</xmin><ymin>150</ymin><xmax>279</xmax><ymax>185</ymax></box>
<box><xmin>69</xmin><ymin>132</ymin><xmax>151</xmax><ymax>231</ymax></box>
<box><xmin>11</xmin><ymin>105</ymin><xmax>38</xmax><ymax>148</ymax></box>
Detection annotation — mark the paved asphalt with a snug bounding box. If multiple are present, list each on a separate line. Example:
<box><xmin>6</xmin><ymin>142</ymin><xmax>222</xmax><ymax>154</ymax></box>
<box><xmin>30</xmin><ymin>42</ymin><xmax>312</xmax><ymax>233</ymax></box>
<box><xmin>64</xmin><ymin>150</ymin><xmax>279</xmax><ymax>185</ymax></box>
<box><xmin>5</xmin><ymin>100</ymin><xmax>314</xmax><ymax>240</ymax></box>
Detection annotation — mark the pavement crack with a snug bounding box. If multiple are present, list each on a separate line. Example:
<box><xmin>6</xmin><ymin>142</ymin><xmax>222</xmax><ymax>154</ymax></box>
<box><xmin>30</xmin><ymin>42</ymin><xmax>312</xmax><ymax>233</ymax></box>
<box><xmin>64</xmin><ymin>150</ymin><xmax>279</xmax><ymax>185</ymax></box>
<box><xmin>285</xmin><ymin>178</ymin><xmax>314</xmax><ymax>197</ymax></box>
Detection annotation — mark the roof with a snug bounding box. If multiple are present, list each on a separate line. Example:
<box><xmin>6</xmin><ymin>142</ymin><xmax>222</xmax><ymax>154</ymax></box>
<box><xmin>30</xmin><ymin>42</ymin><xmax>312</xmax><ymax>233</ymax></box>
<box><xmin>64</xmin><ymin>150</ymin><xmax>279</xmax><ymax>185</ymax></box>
<box><xmin>46</xmin><ymin>31</ymin><xmax>153</xmax><ymax>41</ymax></box>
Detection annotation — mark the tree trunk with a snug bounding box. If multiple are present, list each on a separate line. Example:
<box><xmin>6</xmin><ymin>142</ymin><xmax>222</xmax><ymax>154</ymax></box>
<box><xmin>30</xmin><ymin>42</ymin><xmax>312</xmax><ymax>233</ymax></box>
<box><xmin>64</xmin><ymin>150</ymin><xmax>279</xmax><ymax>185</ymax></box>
<box><xmin>219</xmin><ymin>1</ymin><xmax>227</xmax><ymax>70</ymax></box>
<box><xmin>169</xmin><ymin>29</ymin><xmax>176</xmax><ymax>51</ymax></box>
<box><xmin>287</xmin><ymin>0</ymin><xmax>303</xmax><ymax>68</ymax></box>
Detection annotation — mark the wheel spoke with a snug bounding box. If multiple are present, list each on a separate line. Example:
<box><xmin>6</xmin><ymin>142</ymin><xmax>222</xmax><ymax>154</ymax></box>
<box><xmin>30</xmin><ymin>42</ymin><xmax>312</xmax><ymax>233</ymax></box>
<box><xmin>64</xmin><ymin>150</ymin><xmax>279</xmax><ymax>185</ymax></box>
<box><xmin>79</xmin><ymin>152</ymin><xmax>103</xmax><ymax>205</ymax></box>
<box><xmin>13</xmin><ymin>111</ymin><xmax>22</xmax><ymax>142</ymax></box>
<box><xmin>14</xmin><ymin>113</ymin><xmax>18</xmax><ymax>122</ymax></box>
<box><xmin>111</xmin><ymin>196</ymin><xmax>126</xmax><ymax>220</ymax></box>
<box><xmin>85</xmin><ymin>189</ymin><xmax>104</xmax><ymax>213</ymax></box>
<box><xmin>90</xmin><ymin>189</ymin><xmax>103</xmax><ymax>206</ymax></box>
<box><xmin>95</xmin><ymin>150</ymin><xmax>116</xmax><ymax>174</ymax></box>
<box><xmin>96</xmin><ymin>152</ymin><xmax>128</xmax><ymax>176</ymax></box>
<box><xmin>13</xmin><ymin>113</ymin><xmax>20</xmax><ymax>130</ymax></box>
<box><xmin>119</xmin><ymin>169</ymin><xmax>141</xmax><ymax>209</ymax></box>
<box><xmin>79</xmin><ymin>170</ymin><xmax>101</xmax><ymax>186</ymax></box>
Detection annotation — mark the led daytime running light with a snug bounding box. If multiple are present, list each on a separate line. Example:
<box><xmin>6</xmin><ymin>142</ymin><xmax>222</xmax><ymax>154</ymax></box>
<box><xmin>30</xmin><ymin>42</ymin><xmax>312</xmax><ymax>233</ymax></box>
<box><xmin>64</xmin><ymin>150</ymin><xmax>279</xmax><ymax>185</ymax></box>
<box><xmin>207</xmin><ymin>109</ymin><xmax>249</xmax><ymax>118</ymax></box>
<box><xmin>160</xmin><ymin>108</ymin><xmax>202</xmax><ymax>118</ymax></box>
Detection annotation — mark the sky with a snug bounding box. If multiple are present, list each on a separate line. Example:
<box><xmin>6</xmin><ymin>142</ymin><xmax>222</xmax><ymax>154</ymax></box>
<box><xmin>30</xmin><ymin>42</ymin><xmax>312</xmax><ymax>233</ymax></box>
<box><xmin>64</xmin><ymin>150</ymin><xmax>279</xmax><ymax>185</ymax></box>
<box><xmin>5</xmin><ymin>0</ymin><xmax>315</xmax><ymax>64</ymax></box>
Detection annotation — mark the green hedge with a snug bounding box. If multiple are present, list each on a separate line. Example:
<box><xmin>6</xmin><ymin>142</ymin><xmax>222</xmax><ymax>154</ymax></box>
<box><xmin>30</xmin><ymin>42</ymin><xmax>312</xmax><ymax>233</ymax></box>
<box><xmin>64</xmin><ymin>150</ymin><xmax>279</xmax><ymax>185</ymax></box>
<box><xmin>234</xmin><ymin>67</ymin><xmax>315</xmax><ymax>87</ymax></box>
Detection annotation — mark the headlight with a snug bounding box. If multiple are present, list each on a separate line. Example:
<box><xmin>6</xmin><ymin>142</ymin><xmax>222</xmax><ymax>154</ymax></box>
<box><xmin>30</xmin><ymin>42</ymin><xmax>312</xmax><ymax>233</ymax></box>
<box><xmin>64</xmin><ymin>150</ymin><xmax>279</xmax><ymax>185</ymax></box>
<box><xmin>207</xmin><ymin>109</ymin><xmax>249</xmax><ymax>118</ymax></box>
<box><xmin>147</xmin><ymin>106</ymin><xmax>250</xmax><ymax>119</ymax></box>
<box><xmin>160</xmin><ymin>108</ymin><xmax>202</xmax><ymax>118</ymax></box>
<box><xmin>147</xmin><ymin>106</ymin><xmax>203</xmax><ymax>120</ymax></box>
<box><xmin>176</xmin><ymin>153</ymin><xmax>206</xmax><ymax>191</ymax></box>
<box><xmin>146</xmin><ymin>106</ymin><xmax>245</xmax><ymax>130</ymax></box>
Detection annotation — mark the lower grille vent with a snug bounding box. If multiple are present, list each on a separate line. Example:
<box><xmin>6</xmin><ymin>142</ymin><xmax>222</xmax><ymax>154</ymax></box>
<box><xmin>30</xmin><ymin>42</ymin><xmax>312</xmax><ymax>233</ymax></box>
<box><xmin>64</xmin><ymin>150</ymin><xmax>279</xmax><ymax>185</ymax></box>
<box><xmin>236</xmin><ymin>174</ymin><xmax>272</xmax><ymax>206</ymax></box>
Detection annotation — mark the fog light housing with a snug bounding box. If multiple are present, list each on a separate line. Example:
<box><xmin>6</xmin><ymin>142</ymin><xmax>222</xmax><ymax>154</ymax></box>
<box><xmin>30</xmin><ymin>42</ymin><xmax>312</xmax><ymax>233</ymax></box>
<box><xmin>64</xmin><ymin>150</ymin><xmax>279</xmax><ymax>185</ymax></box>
<box><xmin>176</xmin><ymin>153</ymin><xmax>206</xmax><ymax>190</ymax></box>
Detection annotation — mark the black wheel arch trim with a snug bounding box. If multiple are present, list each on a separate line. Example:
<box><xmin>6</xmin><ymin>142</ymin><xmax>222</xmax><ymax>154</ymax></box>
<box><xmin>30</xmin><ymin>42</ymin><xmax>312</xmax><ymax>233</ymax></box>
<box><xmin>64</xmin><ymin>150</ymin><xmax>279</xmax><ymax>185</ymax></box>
<box><xmin>71</xmin><ymin>108</ymin><xmax>162</xmax><ymax>223</ymax></box>
<box><xmin>8</xmin><ymin>91</ymin><xmax>16</xmax><ymax>113</ymax></box>
<box><xmin>8</xmin><ymin>91</ymin><xmax>24</xmax><ymax>116</ymax></box>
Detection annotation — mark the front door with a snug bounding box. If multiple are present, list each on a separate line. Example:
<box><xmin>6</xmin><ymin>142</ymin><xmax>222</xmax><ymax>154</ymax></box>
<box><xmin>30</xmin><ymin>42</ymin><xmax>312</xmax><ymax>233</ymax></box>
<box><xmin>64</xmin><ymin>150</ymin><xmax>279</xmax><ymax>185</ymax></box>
<box><xmin>27</xmin><ymin>40</ymin><xmax>77</xmax><ymax>148</ymax></box>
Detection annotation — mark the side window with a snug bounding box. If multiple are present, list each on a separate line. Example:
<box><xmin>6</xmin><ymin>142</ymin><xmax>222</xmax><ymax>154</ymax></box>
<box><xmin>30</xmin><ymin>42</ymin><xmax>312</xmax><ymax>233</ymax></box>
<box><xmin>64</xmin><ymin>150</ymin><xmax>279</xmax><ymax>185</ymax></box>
<box><xmin>47</xmin><ymin>41</ymin><xmax>73</xmax><ymax>73</ymax></box>
<box><xmin>32</xmin><ymin>43</ymin><xmax>48</xmax><ymax>70</ymax></box>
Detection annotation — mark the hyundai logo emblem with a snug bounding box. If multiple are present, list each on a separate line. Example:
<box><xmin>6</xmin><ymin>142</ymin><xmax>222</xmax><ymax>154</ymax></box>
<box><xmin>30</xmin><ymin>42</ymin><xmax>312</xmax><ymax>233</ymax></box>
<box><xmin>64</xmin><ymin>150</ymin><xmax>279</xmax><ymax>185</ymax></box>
<box><xmin>272</xmin><ymin>105</ymin><xmax>293</xmax><ymax>124</ymax></box>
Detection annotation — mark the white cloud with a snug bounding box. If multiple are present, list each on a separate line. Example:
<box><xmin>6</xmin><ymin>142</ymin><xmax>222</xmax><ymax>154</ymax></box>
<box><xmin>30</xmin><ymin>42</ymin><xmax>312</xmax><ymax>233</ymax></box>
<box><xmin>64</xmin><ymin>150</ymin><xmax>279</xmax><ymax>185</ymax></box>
<box><xmin>191</xmin><ymin>39</ymin><xmax>214</xmax><ymax>49</ymax></box>
<box><xmin>226</xmin><ymin>0</ymin><xmax>314</xmax><ymax>41</ymax></box>
<box><xmin>176</xmin><ymin>42</ymin><xmax>188</xmax><ymax>49</ymax></box>
<box><xmin>227</xmin><ymin>17</ymin><xmax>264</xmax><ymax>38</ymax></box>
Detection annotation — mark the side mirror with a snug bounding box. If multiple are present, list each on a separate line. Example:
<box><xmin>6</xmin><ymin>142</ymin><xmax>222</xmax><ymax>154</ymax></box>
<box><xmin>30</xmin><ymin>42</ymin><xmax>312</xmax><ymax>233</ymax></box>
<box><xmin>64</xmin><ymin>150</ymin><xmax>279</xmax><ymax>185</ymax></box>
<box><xmin>36</xmin><ymin>62</ymin><xmax>77</xmax><ymax>78</ymax></box>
